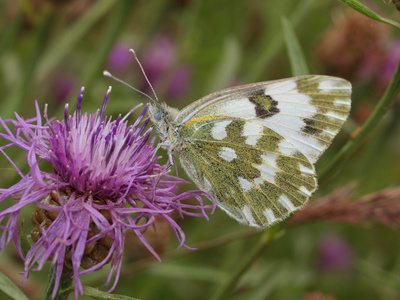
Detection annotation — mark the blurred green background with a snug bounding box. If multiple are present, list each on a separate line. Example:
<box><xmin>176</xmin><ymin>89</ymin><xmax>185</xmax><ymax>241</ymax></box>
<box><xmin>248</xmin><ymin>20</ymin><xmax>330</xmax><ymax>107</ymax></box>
<box><xmin>1</xmin><ymin>0</ymin><xmax>400</xmax><ymax>299</ymax></box>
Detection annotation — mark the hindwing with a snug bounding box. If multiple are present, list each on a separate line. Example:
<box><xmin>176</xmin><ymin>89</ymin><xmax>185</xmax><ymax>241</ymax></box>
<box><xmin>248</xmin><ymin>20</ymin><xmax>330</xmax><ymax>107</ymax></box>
<box><xmin>178</xmin><ymin>117</ymin><xmax>317</xmax><ymax>228</ymax></box>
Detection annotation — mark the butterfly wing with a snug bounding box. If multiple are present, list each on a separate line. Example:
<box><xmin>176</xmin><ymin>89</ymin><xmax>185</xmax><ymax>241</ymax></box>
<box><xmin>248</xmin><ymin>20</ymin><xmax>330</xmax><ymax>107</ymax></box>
<box><xmin>176</xmin><ymin>75</ymin><xmax>352</xmax><ymax>164</ymax></box>
<box><xmin>173</xmin><ymin>76</ymin><xmax>351</xmax><ymax>228</ymax></box>
<box><xmin>178</xmin><ymin>117</ymin><xmax>316</xmax><ymax>228</ymax></box>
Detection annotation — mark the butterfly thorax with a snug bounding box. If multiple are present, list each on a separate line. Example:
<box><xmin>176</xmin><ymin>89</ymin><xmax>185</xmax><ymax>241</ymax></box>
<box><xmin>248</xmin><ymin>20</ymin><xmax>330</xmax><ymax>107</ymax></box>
<box><xmin>148</xmin><ymin>102</ymin><xmax>187</xmax><ymax>154</ymax></box>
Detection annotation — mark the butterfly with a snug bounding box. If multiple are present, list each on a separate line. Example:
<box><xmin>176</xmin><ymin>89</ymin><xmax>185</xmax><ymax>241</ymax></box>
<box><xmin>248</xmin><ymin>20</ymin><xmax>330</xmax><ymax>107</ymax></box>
<box><xmin>147</xmin><ymin>75</ymin><xmax>351</xmax><ymax>229</ymax></box>
<box><xmin>104</xmin><ymin>62</ymin><xmax>352</xmax><ymax>229</ymax></box>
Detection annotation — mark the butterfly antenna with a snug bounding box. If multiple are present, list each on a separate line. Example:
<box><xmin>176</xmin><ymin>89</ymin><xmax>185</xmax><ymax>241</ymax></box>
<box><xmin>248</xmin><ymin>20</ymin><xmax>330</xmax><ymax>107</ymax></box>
<box><xmin>129</xmin><ymin>49</ymin><xmax>160</xmax><ymax>103</ymax></box>
<box><xmin>102</xmin><ymin>70</ymin><xmax>156</xmax><ymax>103</ymax></box>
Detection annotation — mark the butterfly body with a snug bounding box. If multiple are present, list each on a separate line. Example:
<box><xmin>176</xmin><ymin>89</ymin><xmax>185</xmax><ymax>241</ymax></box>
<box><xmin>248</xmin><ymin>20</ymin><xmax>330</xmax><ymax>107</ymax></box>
<box><xmin>148</xmin><ymin>75</ymin><xmax>351</xmax><ymax>228</ymax></box>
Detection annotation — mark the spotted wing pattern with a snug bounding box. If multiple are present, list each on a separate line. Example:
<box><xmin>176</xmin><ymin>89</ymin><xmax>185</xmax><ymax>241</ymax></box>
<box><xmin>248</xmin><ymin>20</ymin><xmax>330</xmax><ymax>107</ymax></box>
<box><xmin>174</xmin><ymin>76</ymin><xmax>351</xmax><ymax>228</ymax></box>
<box><xmin>178</xmin><ymin>117</ymin><xmax>316</xmax><ymax>227</ymax></box>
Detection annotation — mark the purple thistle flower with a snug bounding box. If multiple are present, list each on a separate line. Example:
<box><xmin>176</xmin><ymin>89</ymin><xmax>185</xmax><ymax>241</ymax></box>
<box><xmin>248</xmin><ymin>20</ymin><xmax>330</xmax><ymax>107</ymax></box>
<box><xmin>316</xmin><ymin>233</ymin><xmax>354</xmax><ymax>272</ymax></box>
<box><xmin>0</xmin><ymin>87</ymin><xmax>215</xmax><ymax>298</ymax></box>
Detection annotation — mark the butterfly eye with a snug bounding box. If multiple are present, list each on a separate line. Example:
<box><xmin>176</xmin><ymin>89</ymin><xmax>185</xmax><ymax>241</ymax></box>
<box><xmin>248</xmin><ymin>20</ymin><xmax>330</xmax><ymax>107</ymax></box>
<box><xmin>153</xmin><ymin>110</ymin><xmax>162</xmax><ymax>121</ymax></box>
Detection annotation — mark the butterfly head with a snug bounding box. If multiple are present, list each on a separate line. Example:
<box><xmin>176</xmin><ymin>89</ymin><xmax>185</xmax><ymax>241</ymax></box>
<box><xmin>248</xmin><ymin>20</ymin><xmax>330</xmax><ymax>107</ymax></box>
<box><xmin>148</xmin><ymin>102</ymin><xmax>180</xmax><ymax>142</ymax></box>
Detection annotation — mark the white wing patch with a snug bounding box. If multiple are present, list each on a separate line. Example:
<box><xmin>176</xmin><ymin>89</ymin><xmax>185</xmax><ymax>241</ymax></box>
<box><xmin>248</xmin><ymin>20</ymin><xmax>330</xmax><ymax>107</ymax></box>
<box><xmin>261</xmin><ymin>153</ymin><xmax>278</xmax><ymax>168</ymax></box>
<box><xmin>254</xmin><ymin>161</ymin><xmax>278</xmax><ymax>184</ymax></box>
<box><xmin>261</xmin><ymin>114</ymin><xmax>321</xmax><ymax>163</ymax></box>
<box><xmin>218</xmin><ymin>147</ymin><xmax>237</xmax><ymax>162</ymax></box>
<box><xmin>278</xmin><ymin>195</ymin><xmax>295</xmax><ymax>211</ymax></box>
<box><xmin>188</xmin><ymin>98</ymin><xmax>258</xmax><ymax>120</ymax></box>
<box><xmin>263</xmin><ymin>209</ymin><xmax>277</xmax><ymax>223</ymax></box>
<box><xmin>272</xmin><ymin>93</ymin><xmax>313</xmax><ymax>108</ymax></box>
<box><xmin>299</xmin><ymin>163</ymin><xmax>314</xmax><ymax>175</ymax></box>
<box><xmin>238</xmin><ymin>177</ymin><xmax>252</xmax><ymax>191</ymax></box>
<box><xmin>254</xmin><ymin>178</ymin><xmax>264</xmax><ymax>185</ymax></box>
<box><xmin>278</xmin><ymin>139</ymin><xmax>299</xmax><ymax>157</ymax></box>
<box><xmin>211</xmin><ymin>120</ymin><xmax>231</xmax><ymax>140</ymax></box>
<box><xmin>242</xmin><ymin>205</ymin><xmax>257</xmax><ymax>227</ymax></box>
<box><xmin>300</xmin><ymin>186</ymin><xmax>312</xmax><ymax>196</ymax></box>
<box><xmin>318</xmin><ymin>78</ymin><xmax>351</xmax><ymax>92</ymax></box>
<box><xmin>263</xmin><ymin>79</ymin><xmax>297</xmax><ymax>93</ymax></box>
<box><xmin>325</xmin><ymin>111</ymin><xmax>348</xmax><ymax>121</ymax></box>
<box><xmin>243</xmin><ymin>122</ymin><xmax>264</xmax><ymax>146</ymax></box>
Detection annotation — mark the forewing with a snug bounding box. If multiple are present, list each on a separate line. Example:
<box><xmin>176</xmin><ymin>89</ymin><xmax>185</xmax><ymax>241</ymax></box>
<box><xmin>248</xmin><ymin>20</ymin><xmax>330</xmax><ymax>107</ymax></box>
<box><xmin>178</xmin><ymin>117</ymin><xmax>317</xmax><ymax>228</ymax></box>
<box><xmin>177</xmin><ymin>76</ymin><xmax>351</xmax><ymax>163</ymax></box>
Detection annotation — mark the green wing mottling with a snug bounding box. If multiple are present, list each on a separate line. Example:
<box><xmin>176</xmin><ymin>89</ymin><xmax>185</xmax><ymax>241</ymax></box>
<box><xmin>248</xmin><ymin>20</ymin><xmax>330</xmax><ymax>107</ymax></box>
<box><xmin>178</xmin><ymin>117</ymin><xmax>316</xmax><ymax>228</ymax></box>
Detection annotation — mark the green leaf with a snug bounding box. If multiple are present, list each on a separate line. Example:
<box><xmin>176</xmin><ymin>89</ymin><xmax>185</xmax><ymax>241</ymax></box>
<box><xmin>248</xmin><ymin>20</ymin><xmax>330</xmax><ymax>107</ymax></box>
<box><xmin>0</xmin><ymin>271</ymin><xmax>29</xmax><ymax>300</ymax></box>
<box><xmin>83</xmin><ymin>286</ymin><xmax>142</xmax><ymax>300</ymax></box>
<box><xmin>338</xmin><ymin>0</ymin><xmax>400</xmax><ymax>30</ymax></box>
<box><xmin>281</xmin><ymin>16</ymin><xmax>309</xmax><ymax>76</ymax></box>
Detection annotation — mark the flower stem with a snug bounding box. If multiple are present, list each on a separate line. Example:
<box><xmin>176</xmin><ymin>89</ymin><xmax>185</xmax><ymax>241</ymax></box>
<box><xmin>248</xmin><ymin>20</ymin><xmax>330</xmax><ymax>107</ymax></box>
<box><xmin>44</xmin><ymin>266</ymin><xmax>73</xmax><ymax>300</ymax></box>
<box><xmin>210</xmin><ymin>226</ymin><xmax>283</xmax><ymax>300</ymax></box>
<box><xmin>319</xmin><ymin>58</ymin><xmax>400</xmax><ymax>182</ymax></box>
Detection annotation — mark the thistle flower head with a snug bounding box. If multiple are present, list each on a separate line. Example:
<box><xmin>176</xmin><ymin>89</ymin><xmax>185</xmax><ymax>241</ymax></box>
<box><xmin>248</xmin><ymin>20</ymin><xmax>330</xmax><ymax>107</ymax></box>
<box><xmin>0</xmin><ymin>87</ymin><xmax>215</xmax><ymax>298</ymax></box>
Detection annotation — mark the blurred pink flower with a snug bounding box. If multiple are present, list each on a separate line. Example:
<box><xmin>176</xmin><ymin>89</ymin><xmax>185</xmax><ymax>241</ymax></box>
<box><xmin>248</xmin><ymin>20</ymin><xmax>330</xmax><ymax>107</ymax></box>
<box><xmin>314</xmin><ymin>9</ymin><xmax>388</xmax><ymax>82</ymax></box>
<box><xmin>317</xmin><ymin>234</ymin><xmax>354</xmax><ymax>272</ymax></box>
<box><xmin>167</xmin><ymin>65</ymin><xmax>191</xmax><ymax>99</ymax></box>
<box><xmin>142</xmin><ymin>35</ymin><xmax>176</xmax><ymax>87</ymax></box>
<box><xmin>51</xmin><ymin>73</ymin><xmax>75</xmax><ymax>104</ymax></box>
<box><xmin>377</xmin><ymin>41</ymin><xmax>400</xmax><ymax>92</ymax></box>
<box><xmin>106</xmin><ymin>43</ymin><xmax>133</xmax><ymax>74</ymax></box>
